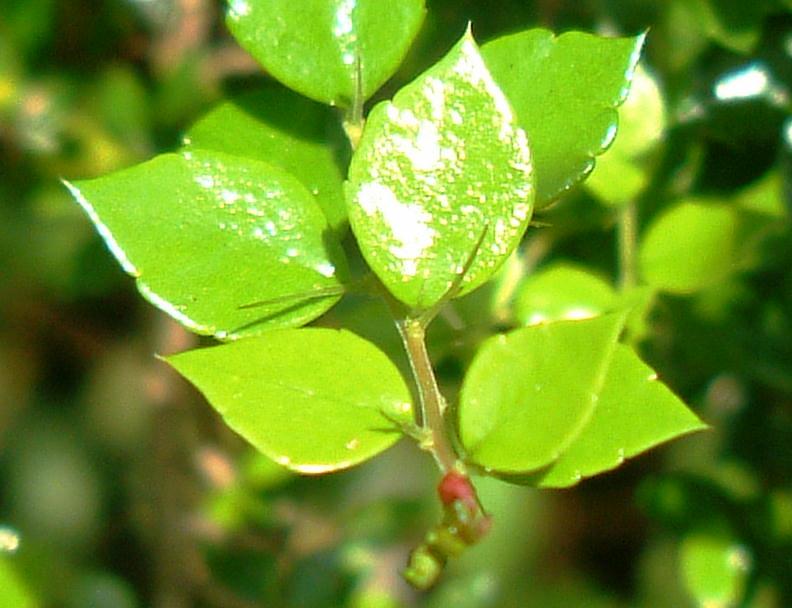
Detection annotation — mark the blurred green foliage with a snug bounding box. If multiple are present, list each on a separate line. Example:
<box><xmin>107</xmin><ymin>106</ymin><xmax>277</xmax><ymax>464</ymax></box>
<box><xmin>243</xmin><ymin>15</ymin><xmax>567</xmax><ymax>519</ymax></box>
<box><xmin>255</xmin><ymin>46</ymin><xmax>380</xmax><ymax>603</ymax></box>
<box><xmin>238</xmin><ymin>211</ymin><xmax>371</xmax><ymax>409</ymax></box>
<box><xmin>1</xmin><ymin>1</ymin><xmax>790</xmax><ymax>606</ymax></box>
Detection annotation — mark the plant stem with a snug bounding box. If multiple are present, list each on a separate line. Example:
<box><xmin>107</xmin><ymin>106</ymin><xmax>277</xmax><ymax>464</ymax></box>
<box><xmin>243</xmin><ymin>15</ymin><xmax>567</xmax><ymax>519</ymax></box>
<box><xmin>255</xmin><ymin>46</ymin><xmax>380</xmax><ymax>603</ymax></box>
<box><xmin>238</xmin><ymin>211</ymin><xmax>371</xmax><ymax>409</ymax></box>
<box><xmin>397</xmin><ymin>318</ymin><xmax>458</xmax><ymax>473</ymax></box>
<box><xmin>617</xmin><ymin>201</ymin><xmax>638</xmax><ymax>291</ymax></box>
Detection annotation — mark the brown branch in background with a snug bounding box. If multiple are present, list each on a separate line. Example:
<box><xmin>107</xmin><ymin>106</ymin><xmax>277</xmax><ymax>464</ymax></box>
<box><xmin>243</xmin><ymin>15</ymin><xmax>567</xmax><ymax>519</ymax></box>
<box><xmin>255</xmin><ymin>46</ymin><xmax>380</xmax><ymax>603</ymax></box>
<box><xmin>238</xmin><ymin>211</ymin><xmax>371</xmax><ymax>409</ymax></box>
<box><xmin>140</xmin><ymin>315</ymin><xmax>202</xmax><ymax>608</ymax></box>
<box><xmin>150</xmin><ymin>0</ymin><xmax>214</xmax><ymax>76</ymax></box>
<box><xmin>200</xmin><ymin>43</ymin><xmax>262</xmax><ymax>83</ymax></box>
<box><xmin>141</xmin><ymin>316</ymin><xmax>283</xmax><ymax>608</ymax></box>
<box><xmin>149</xmin><ymin>0</ymin><xmax>262</xmax><ymax>93</ymax></box>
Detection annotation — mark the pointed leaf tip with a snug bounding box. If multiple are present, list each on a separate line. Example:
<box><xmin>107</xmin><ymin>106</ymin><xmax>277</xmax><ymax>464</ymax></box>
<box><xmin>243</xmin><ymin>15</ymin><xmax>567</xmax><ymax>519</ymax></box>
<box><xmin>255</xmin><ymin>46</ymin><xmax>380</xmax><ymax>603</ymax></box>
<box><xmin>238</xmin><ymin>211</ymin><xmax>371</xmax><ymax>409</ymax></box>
<box><xmin>66</xmin><ymin>150</ymin><xmax>348</xmax><ymax>339</ymax></box>
<box><xmin>347</xmin><ymin>31</ymin><xmax>535</xmax><ymax>310</ymax></box>
<box><xmin>166</xmin><ymin>328</ymin><xmax>413</xmax><ymax>473</ymax></box>
<box><xmin>536</xmin><ymin>344</ymin><xmax>707</xmax><ymax>488</ymax></box>
<box><xmin>483</xmin><ymin>29</ymin><xmax>647</xmax><ymax>207</ymax></box>
<box><xmin>458</xmin><ymin>313</ymin><xmax>705</xmax><ymax>485</ymax></box>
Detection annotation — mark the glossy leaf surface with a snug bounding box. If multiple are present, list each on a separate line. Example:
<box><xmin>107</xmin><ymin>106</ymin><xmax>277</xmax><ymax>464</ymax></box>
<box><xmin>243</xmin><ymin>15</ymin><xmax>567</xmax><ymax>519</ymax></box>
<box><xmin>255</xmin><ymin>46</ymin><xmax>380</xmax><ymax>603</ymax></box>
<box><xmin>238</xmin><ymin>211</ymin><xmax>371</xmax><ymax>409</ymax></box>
<box><xmin>483</xmin><ymin>29</ymin><xmax>644</xmax><ymax>207</ymax></box>
<box><xmin>459</xmin><ymin>314</ymin><xmax>625</xmax><ymax>473</ymax></box>
<box><xmin>347</xmin><ymin>31</ymin><xmax>534</xmax><ymax>310</ymax></box>
<box><xmin>639</xmin><ymin>200</ymin><xmax>739</xmax><ymax>294</ymax></box>
<box><xmin>167</xmin><ymin>328</ymin><xmax>413</xmax><ymax>473</ymax></box>
<box><xmin>536</xmin><ymin>345</ymin><xmax>706</xmax><ymax>487</ymax></box>
<box><xmin>66</xmin><ymin>150</ymin><xmax>347</xmax><ymax>339</ymax></box>
<box><xmin>185</xmin><ymin>86</ymin><xmax>348</xmax><ymax>231</ymax></box>
<box><xmin>226</xmin><ymin>0</ymin><xmax>425</xmax><ymax>106</ymax></box>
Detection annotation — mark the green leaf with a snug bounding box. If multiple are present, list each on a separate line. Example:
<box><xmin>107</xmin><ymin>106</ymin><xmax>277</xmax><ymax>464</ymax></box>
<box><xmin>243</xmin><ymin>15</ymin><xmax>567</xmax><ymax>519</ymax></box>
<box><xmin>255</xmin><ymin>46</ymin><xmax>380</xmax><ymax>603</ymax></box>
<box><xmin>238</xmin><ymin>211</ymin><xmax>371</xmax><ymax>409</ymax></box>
<box><xmin>587</xmin><ymin>157</ymin><xmax>647</xmax><ymax>207</ymax></box>
<box><xmin>681</xmin><ymin>532</ymin><xmax>752</xmax><ymax>607</ymax></box>
<box><xmin>226</xmin><ymin>0</ymin><xmax>426</xmax><ymax>107</ymax></box>
<box><xmin>536</xmin><ymin>345</ymin><xmax>707</xmax><ymax>488</ymax></box>
<box><xmin>514</xmin><ymin>262</ymin><xmax>617</xmax><ymax>326</ymax></box>
<box><xmin>620</xmin><ymin>285</ymin><xmax>657</xmax><ymax>344</ymax></box>
<box><xmin>166</xmin><ymin>328</ymin><xmax>413</xmax><ymax>473</ymax></box>
<box><xmin>734</xmin><ymin>169</ymin><xmax>787</xmax><ymax>219</ymax></box>
<box><xmin>459</xmin><ymin>314</ymin><xmax>703</xmax><ymax>482</ymax></box>
<box><xmin>346</xmin><ymin>30</ymin><xmax>534</xmax><ymax>311</ymax></box>
<box><xmin>515</xmin><ymin>261</ymin><xmax>656</xmax><ymax>342</ymax></box>
<box><xmin>483</xmin><ymin>29</ymin><xmax>645</xmax><ymax>207</ymax></box>
<box><xmin>586</xmin><ymin>65</ymin><xmax>667</xmax><ymax>206</ymax></box>
<box><xmin>184</xmin><ymin>86</ymin><xmax>349</xmax><ymax>232</ymax></box>
<box><xmin>0</xmin><ymin>557</ymin><xmax>35</xmax><ymax>608</ymax></box>
<box><xmin>1</xmin><ymin>0</ymin><xmax>55</xmax><ymax>59</ymax></box>
<box><xmin>92</xmin><ymin>66</ymin><xmax>151</xmax><ymax>153</ymax></box>
<box><xmin>687</xmin><ymin>0</ymin><xmax>766</xmax><ymax>54</ymax></box>
<box><xmin>639</xmin><ymin>200</ymin><xmax>740</xmax><ymax>294</ymax></box>
<box><xmin>66</xmin><ymin>150</ymin><xmax>347</xmax><ymax>339</ymax></box>
<box><xmin>243</xmin><ymin>452</ymin><xmax>294</xmax><ymax>490</ymax></box>
<box><xmin>458</xmin><ymin>314</ymin><xmax>626</xmax><ymax>474</ymax></box>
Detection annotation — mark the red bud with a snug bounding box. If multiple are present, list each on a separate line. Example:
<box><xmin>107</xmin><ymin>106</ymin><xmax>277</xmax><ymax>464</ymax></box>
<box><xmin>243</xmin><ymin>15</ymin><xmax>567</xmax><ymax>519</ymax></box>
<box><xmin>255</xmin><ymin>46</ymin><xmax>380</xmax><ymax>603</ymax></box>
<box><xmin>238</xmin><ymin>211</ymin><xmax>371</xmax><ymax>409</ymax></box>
<box><xmin>437</xmin><ymin>471</ymin><xmax>475</xmax><ymax>507</ymax></box>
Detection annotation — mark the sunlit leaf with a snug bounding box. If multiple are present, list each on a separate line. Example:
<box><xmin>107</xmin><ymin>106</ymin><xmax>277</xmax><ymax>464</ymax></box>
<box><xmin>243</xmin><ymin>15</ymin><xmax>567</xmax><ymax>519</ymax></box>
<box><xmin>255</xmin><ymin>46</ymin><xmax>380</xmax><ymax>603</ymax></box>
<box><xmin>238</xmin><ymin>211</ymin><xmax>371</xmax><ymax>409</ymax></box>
<box><xmin>483</xmin><ymin>29</ymin><xmax>644</xmax><ymax>207</ymax></box>
<box><xmin>536</xmin><ymin>345</ymin><xmax>707</xmax><ymax>488</ymax></box>
<box><xmin>347</xmin><ymin>30</ymin><xmax>534</xmax><ymax>310</ymax></box>
<box><xmin>166</xmin><ymin>328</ymin><xmax>413</xmax><ymax>473</ymax></box>
<box><xmin>459</xmin><ymin>314</ymin><xmax>703</xmax><ymax>482</ymax></box>
<box><xmin>458</xmin><ymin>314</ymin><xmax>625</xmax><ymax>473</ymax></box>
<box><xmin>185</xmin><ymin>86</ymin><xmax>349</xmax><ymax>232</ymax></box>
<box><xmin>66</xmin><ymin>149</ymin><xmax>347</xmax><ymax>339</ymax></box>
<box><xmin>226</xmin><ymin>0</ymin><xmax>426</xmax><ymax>106</ymax></box>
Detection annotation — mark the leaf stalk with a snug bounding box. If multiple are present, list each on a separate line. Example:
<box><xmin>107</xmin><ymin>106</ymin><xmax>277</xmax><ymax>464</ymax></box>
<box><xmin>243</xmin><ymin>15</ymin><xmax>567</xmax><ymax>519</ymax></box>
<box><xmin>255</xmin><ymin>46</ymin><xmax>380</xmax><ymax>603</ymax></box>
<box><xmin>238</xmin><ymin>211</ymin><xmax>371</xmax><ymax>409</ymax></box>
<box><xmin>397</xmin><ymin>318</ymin><xmax>458</xmax><ymax>473</ymax></box>
<box><xmin>617</xmin><ymin>201</ymin><xmax>638</xmax><ymax>291</ymax></box>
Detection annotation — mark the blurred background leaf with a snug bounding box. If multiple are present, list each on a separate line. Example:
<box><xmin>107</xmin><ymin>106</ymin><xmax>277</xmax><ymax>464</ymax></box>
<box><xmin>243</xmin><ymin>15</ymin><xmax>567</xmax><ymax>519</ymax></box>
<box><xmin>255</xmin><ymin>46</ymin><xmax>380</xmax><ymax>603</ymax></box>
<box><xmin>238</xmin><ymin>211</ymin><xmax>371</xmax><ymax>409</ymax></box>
<box><xmin>1</xmin><ymin>0</ymin><xmax>791</xmax><ymax>606</ymax></box>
